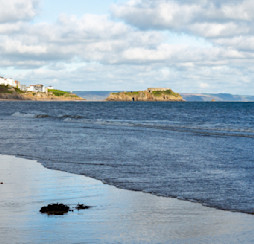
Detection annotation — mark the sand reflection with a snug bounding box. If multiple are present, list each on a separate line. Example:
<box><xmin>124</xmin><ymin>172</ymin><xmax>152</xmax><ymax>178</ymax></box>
<box><xmin>1</xmin><ymin>155</ymin><xmax>254</xmax><ymax>243</ymax></box>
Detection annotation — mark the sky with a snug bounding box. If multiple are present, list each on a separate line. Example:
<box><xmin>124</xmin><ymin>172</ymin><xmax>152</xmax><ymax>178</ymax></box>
<box><xmin>0</xmin><ymin>0</ymin><xmax>254</xmax><ymax>94</ymax></box>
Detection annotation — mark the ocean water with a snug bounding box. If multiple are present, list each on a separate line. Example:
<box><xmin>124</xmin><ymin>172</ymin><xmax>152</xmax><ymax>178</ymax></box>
<box><xmin>0</xmin><ymin>101</ymin><xmax>254</xmax><ymax>214</ymax></box>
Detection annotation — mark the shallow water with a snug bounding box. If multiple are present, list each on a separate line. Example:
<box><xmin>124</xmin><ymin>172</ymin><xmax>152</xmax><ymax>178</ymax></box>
<box><xmin>0</xmin><ymin>101</ymin><xmax>254</xmax><ymax>213</ymax></box>
<box><xmin>1</xmin><ymin>155</ymin><xmax>254</xmax><ymax>244</ymax></box>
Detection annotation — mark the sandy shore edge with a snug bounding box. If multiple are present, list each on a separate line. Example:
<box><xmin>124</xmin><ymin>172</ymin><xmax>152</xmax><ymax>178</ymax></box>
<box><xmin>1</xmin><ymin>154</ymin><xmax>254</xmax><ymax>243</ymax></box>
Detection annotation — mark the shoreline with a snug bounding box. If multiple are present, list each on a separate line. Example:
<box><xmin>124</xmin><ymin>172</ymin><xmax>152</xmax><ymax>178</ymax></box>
<box><xmin>0</xmin><ymin>98</ymin><xmax>99</xmax><ymax>101</ymax></box>
<box><xmin>1</xmin><ymin>99</ymin><xmax>253</xmax><ymax>103</ymax></box>
<box><xmin>0</xmin><ymin>92</ymin><xmax>85</xmax><ymax>101</ymax></box>
<box><xmin>3</xmin><ymin>153</ymin><xmax>253</xmax><ymax>216</ymax></box>
<box><xmin>1</xmin><ymin>154</ymin><xmax>254</xmax><ymax>243</ymax></box>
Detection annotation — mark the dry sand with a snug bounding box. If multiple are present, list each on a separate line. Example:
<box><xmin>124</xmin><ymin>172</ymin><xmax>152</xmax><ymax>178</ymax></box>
<box><xmin>1</xmin><ymin>154</ymin><xmax>254</xmax><ymax>243</ymax></box>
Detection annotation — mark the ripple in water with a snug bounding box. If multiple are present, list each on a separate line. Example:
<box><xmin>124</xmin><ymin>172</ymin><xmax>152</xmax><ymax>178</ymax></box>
<box><xmin>1</xmin><ymin>101</ymin><xmax>254</xmax><ymax>214</ymax></box>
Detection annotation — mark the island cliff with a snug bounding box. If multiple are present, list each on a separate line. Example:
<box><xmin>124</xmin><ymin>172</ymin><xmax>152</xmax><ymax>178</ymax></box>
<box><xmin>106</xmin><ymin>88</ymin><xmax>184</xmax><ymax>102</ymax></box>
<box><xmin>0</xmin><ymin>85</ymin><xmax>84</xmax><ymax>101</ymax></box>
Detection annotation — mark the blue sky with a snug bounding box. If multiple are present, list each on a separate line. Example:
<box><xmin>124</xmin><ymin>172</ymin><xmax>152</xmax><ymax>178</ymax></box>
<box><xmin>36</xmin><ymin>0</ymin><xmax>125</xmax><ymax>21</ymax></box>
<box><xmin>1</xmin><ymin>0</ymin><xmax>254</xmax><ymax>94</ymax></box>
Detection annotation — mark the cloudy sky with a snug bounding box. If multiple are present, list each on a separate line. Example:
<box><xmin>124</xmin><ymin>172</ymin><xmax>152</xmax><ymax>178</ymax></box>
<box><xmin>1</xmin><ymin>0</ymin><xmax>254</xmax><ymax>94</ymax></box>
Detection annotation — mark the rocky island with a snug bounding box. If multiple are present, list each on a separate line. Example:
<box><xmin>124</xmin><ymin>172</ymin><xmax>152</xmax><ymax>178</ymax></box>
<box><xmin>0</xmin><ymin>85</ymin><xmax>84</xmax><ymax>101</ymax></box>
<box><xmin>106</xmin><ymin>88</ymin><xmax>184</xmax><ymax>102</ymax></box>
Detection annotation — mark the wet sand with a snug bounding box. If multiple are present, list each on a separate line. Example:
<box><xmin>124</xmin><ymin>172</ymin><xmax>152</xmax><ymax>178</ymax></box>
<box><xmin>1</xmin><ymin>154</ymin><xmax>254</xmax><ymax>244</ymax></box>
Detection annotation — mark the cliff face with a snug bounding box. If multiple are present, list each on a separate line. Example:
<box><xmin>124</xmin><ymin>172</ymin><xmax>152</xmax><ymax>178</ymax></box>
<box><xmin>106</xmin><ymin>89</ymin><xmax>184</xmax><ymax>102</ymax></box>
<box><xmin>0</xmin><ymin>93</ymin><xmax>25</xmax><ymax>100</ymax></box>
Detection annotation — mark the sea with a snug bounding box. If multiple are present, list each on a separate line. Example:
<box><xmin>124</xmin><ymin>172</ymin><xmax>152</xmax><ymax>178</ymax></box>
<box><xmin>0</xmin><ymin>101</ymin><xmax>254</xmax><ymax>214</ymax></box>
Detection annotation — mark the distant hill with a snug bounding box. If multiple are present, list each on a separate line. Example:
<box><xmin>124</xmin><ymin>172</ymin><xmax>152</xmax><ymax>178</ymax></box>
<box><xmin>74</xmin><ymin>91</ymin><xmax>254</xmax><ymax>102</ymax></box>
<box><xmin>74</xmin><ymin>91</ymin><xmax>114</xmax><ymax>101</ymax></box>
<box><xmin>181</xmin><ymin>93</ymin><xmax>254</xmax><ymax>102</ymax></box>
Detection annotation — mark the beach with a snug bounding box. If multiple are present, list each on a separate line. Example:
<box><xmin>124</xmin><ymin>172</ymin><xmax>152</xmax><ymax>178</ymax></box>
<box><xmin>1</xmin><ymin>154</ymin><xmax>254</xmax><ymax>243</ymax></box>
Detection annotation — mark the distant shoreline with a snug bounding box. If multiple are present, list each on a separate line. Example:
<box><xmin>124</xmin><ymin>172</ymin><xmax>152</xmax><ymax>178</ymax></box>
<box><xmin>73</xmin><ymin>91</ymin><xmax>254</xmax><ymax>102</ymax></box>
<box><xmin>1</xmin><ymin>90</ymin><xmax>254</xmax><ymax>102</ymax></box>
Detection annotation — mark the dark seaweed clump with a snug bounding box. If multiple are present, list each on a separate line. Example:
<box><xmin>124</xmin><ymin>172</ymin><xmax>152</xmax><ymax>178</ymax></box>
<box><xmin>40</xmin><ymin>203</ymin><xmax>70</xmax><ymax>215</ymax></box>
<box><xmin>76</xmin><ymin>203</ymin><xmax>90</xmax><ymax>210</ymax></box>
<box><xmin>40</xmin><ymin>203</ymin><xmax>91</xmax><ymax>215</ymax></box>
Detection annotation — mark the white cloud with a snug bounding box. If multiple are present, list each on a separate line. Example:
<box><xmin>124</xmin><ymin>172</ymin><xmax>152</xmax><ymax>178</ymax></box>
<box><xmin>112</xmin><ymin>0</ymin><xmax>254</xmax><ymax>38</ymax></box>
<box><xmin>1</xmin><ymin>0</ymin><xmax>254</xmax><ymax>94</ymax></box>
<box><xmin>200</xmin><ymin>82</ymin><xmax>209</xmax><ymax>89</ymax></box>
<box><xmin>0</xmin><ymin>0</ymin><xmax>39</xmax><ymax>23</ymax></box>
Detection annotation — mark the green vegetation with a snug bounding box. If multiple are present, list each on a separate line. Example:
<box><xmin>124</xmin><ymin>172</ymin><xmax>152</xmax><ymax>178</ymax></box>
<box><xmin>0</xmin><ymin>85</ymin><xmax>24</xmax><ymax>94</ymax></box>
<box><xmin>124</xmin><ymin>91</ymin><xmax>140</xmax><ymax>95</ymax></box>
<box><xmin>48</xmin><ymin>89</ymin><xmax>78</xmax><ymax>97</ymax></box>
<box><xmin>14</xmin><ymin>88</ymin><xmax>24</xmax><ymax>93</ymax></box>
<box><xmin>111</xmin><ymin>90</ymin><xmax>180</xmax><ymax>97</ymax></box>
<box><xmin>111</xmin><ymin>91</ymin><xmax>140</xmax><ymax>95</ymax></box>
<box><xmin>0</xmin><ymin>85</ymin><xmax>12</xmax><ymax>93</ymax></box>
<box><xmin>152</xmin><ymin>89</ymin><xmax>180</xmax><ymax>97</ymax></box>
<box><xmin>48</xmin><ymin>89</ymin><xmax>69</xmax><ymax>96</ymax></box>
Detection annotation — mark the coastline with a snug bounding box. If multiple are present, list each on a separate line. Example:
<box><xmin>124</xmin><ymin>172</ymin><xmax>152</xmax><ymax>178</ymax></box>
<box><xmin>0</xmin><ymin>99</ymin><xmax>87</xmax><ymax>102</ymax></box>
<box><xmin>0</xmin><ymin>92</ymin><xmax>85</xmax><ymax>101</ymax></box>
<box><xmin>1</xmin><ymin>154</ymin><xmax>254</xmax><ymax>243</ymax></box>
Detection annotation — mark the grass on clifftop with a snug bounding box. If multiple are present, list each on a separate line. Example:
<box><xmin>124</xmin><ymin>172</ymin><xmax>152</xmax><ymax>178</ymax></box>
<box><xmin>48</xmin><ymin>89</ymin><xmax>78</xmax><ymax>97</ymax></box>
<box><xmin>111</xmin><ymin>91</ymin><xmax>140</xmax><ymax>95</ymax></box>
<box><xmin>124</xmin><ymin>91</ymin><xmax>140</xmax><ymax>95</ymax></box>
<box><xmin>152</xmin><ymin>89</ymin><xmax>180</xmax><ymax>97</ymax></box>
<box><xmin>0</xmin><ymin>85</ymin><xmax>24</xmax><ymax>94</ymax></box>
<box><xmin>111</xmin><ymin>89</ymin><xmax>181</xmax><ymax>98</ymax></box>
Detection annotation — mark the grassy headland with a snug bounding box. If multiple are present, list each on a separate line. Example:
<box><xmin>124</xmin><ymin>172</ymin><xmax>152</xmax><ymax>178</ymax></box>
<box><xmin>106</xmin><ymin>89</ymin><xmax>184</xmax><ymax>101</ymax></box>
<box><xmin>0</xmin><ymin>85</ymin><xmax>84</xmax><ymax>101</ymax></box>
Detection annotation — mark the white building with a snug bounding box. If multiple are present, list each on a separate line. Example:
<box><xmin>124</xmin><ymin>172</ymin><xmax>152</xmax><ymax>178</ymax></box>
<box><xmin>27</xmin><ymin>84</ymin><xmax>46</xmax><ymax>93</ymax></box>
<box><xmin>0</xmin><ymin>77</ymin><xmax>19</xmax><ymax>88</ymax></box>
<box><xmin>0</xmin><ymin>77</ymin><xmax>15</xmax><ymax>87</ymax></box>
<box><xmin>27</xmin><ymin>85</ymin><xmax>35</xmax><ymax>92</ymax></box>
<box><xmin>20</xmin><ymin>85</ymin><xmax>27</xmax><ymax>91</ymax></box>
<box><xmin>1</xmin><ymin>75</ymin><xmax>49</xmax><ymax>93</ymax></box>
<box><xmin>0</xmin><ymin>77</ymin><xmax>6</xmax><ymax>86</ymax></box>
<box><xmin>6</xmin><ymin>78</ymin><xmax>16</xmax><ymax>87</ymax></box>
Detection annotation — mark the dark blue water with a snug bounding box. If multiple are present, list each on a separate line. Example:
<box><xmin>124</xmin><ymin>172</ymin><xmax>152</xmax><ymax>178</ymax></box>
<box><xmin>0</xmin><ymin>101</ymin><xmax>254</xmax><ymax>213</ymax></box>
